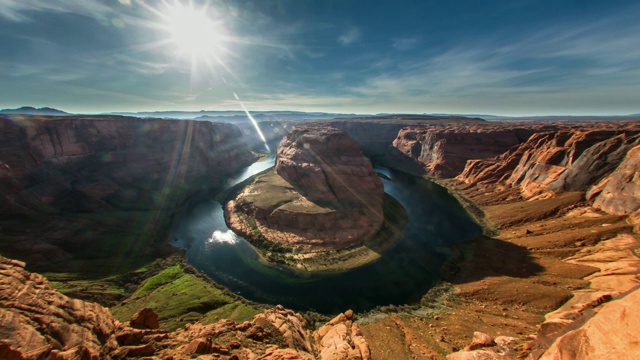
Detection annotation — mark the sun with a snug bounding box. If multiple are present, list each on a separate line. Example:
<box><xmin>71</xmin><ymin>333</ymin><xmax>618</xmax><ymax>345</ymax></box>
<box><xmin>158</xmin><ymin>1</ymin><xmax>227</xmax><ymax>62</ymax></box>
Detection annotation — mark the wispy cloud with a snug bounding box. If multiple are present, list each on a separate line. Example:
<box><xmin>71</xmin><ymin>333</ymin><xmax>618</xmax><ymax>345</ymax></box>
<box><xmin>337</xmin><ymin>27</ymin><xmax>361</xmax><ymax>46</ymax></box>
<box><xmin>344</xmin><ymin>6</ymin><xmax>640</xmax><ymax>114</ymax></box>
<box><xmin>392</xmin><ymin>37</ymin><xmax>420</xmax><ymax>51</ymax></box>
<box><xmin>0</xmin><ymin>0</ymin><xmax>116</xmax><ymax>21</ymax></box>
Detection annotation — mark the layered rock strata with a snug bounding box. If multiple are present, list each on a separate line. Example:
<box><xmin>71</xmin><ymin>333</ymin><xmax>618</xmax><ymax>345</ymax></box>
<box><xmin>385</xmin><ymin>121</ymin><xmax>640</xmax><ymax>359</ymax></box>
<box><xmin>588</xmin><ymin>145</ymin><xmax>640</xmax><ymax>216</ymax></box>
<box><xmin>392</xmin><ymin>125</ymin><xmax>541</xmax><ymax>177</ymax></box>
<box><xmin>226</xmin><ymin>126</ymin><xmax>384</xmax><ymax>252</ymax></box>
<box><xmin>0</xmin><ymin>255</ymin><xmax>371</xmax><ymax>360</ymax></box>
<box><xmin>455</xmin><ymin>125</ymin><xmax>640</xmax><ymax>206</ymax></box>
<box><xmin>0</xmin><ymin>115</ymin><xmax>255</xmax><ymax>213</ymax></box>
<box><xmin>391</xmin><ymin>122</ymin><xmax>640</xmax><ymax>215</ymax></box>
<box><xmin>0</xmin><ymin>115</ymin><xmax>256</xmax><ymax>272</ymax></box>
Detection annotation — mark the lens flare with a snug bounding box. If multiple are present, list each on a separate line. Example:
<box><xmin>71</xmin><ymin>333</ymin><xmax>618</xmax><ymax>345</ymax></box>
<box><xmin>234</xmin><ymin>93</ymin><xmax>270</xmax><ymax>152</ymax></box>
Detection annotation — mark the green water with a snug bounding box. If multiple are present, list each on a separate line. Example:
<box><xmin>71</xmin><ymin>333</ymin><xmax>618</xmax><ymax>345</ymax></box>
<box><xmin>171</xmin><ymin>159</ymin><xmax>481</xmax><ymax>314</ymax></box>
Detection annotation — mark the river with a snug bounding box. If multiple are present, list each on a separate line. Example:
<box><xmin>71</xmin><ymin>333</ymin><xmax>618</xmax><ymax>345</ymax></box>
<box><xmin>169</xmin><ymin>156</ymin><xmax>481</xmax><ymax>314</ymax></box>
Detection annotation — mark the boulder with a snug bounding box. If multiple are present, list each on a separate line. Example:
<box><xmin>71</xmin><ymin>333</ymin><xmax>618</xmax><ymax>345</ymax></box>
<box><xmin>465</xmin><ymin>331</ymin><xmax>496</xmax><ymax>350</ymax></box>
<box><xmin>130</xmin><ymin>307</ymin><xmax>160</xmax><ymax>330</ymax></box>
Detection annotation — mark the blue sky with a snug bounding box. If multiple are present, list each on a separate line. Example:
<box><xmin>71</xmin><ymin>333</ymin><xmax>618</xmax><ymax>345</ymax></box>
<box><xmin>1</xmin><ymin>0</ymin><xmax>639</xmax><ymax>115</ymax></box>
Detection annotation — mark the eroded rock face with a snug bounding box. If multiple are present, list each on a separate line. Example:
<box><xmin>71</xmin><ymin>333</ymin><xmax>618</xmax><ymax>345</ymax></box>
<box><xmin>0</xmin><ymin>256</ymin><xmax>119</xmax><ymax>359</ymax></box>
<box><xmin>276</xmin><ymin>126</ymin><xmax>383</xmax><ymax>209</ymax></box>
<box><xmin>0</xmin><ymin>115</ymin><xmax>256</xmax><ymax>213</ymax></box>
<box><xmin>539</xmin><ymin>287</ymin><xmax>640</xmax><ymax>360</ymax></box>
<box><xmin>392</xmin><ymin>126</ymin><xmax>530</xmax><ymax>177</ymax></box>
<box><xmin>588</xmin><ymin>145</ymin><xmax>640</xmax><ymax>215</ymax></box>
<box><xmin>505</xmin><ymin>130</ymin><xmax>640</xmax><ymax>199</ymax></box>
<box><xmin>314</xmin><ymin>311</ymin><xmax>371</xmax><ymax>360</ymax></box>
<box><xmin>0</xmin><ymin>255</ymin><xmax>371</xmax><ymax>360</ymax></box>
<box><xmin>450</xmin><ymin>123</ymin><xmax>640</xmax><ymax>205</ymax></box>
<box><xmin>226</xmin><ymin>126</ymin><xmax>384</xmax><ymax>252</ymax></box>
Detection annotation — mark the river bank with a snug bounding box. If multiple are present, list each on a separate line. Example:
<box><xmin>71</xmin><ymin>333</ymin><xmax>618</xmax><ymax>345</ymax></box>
<box><xmin>357</xmin><ymin>171</ymin><xmax>639</xmax><ymax>359</ymax></box>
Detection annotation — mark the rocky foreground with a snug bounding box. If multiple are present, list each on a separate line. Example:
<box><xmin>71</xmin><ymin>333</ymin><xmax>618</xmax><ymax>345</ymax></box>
<box><xmin>226</xmin><ymin>126</ymin><xmax>385</xmax><ymax>254</ymax></box>
<box><xmin>0</xmin><ymin>256</ymin><xmax>371</xmax><ymax>360</ymax></box>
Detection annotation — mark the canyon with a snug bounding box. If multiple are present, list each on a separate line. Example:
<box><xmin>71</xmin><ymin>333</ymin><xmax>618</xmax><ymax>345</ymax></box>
<box><xmin>0</xmin><ymin>115</ymin><xmax>256</xmax><ymax>281</ymax></box>
<box><xmin>1</xmin><ymin>114</ymin><xmax>639</xmax><ymax>359</ymax></box>
<box><xmin>224</xmin><ymin>126</ymin><xmax>388</xmax><ymax>266</ymax></box>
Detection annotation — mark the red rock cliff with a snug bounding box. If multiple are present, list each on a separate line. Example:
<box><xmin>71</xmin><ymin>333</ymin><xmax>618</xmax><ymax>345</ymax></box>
<box><xmin>226</xmin><ymin>126</ymin><xmax>385</xmax><ymax>252</ymax></box>
<box><xmin>455</xmin><ymin>125</ymin><xmax>640</xmax><ymax>203</ymax></box>
<box><xmin>588</xmin><ymin>144</ymin><xmax>640</xmax><ymax>217</ymax></box>
<box><xmin>392</xmin><ymin>125</ymin><xmax>536</xmax><ymax>177</ymax></box>
<box><xmin>276</xmin><ymin>126</ymin><xmax>383</xmax><ymax>209</ymax></box>
<box><xmin>0</xmin><ymin>115</ymin><xmax>256</xmax><ymax>213</ymax></box>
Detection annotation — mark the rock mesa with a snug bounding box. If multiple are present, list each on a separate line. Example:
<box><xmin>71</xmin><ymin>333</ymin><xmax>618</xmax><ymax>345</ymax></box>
<box><xmin>226</xmin><ymin>125</ymin><xmax>384</xmax><ymax>252</ymax></box>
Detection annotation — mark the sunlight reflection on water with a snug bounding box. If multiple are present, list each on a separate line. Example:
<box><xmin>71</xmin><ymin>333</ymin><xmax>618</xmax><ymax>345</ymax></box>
<box><xmin>208</xmin><ymin>230</ymin><xmax>239</xmax><ymax>245</ymax></box>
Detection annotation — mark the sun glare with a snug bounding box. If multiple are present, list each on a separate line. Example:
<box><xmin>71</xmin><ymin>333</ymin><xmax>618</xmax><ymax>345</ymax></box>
<box><xmin>160</xmin><ymin>2</ymin><xmax>225</xmax><ymax>61</ymax></box>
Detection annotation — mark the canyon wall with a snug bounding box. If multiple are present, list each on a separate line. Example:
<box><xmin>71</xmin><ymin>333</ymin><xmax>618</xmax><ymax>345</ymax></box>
<box><xmin>391</xmin><ymin>122</ymin><xmax>640</xmax><ymax>215</ymax></box>
<box><xmin>392</xmin><ymin>125</ymin><xmax>537</xmax><ymax>177</ymax></box>
<box><xmin>327</xmin><ymin>120</ymin><xmax>408</xmax><ymax>157</ymax></box>
<box><xmin>0</xmin><ymin>115</ymin><xmax>256</xmax><ymax>214</ymax></box>
<box><xmin>457</xmin><ymin>125</ymin><xmax>640</xmax><ymax>210</ymax></box>
<box><xmin>588</xmin><ymin>145</ymin><xmax>640</xmax><ymax>217</ymax></box>
<box><xmin>328</xmin><ymin>116</ymin><xmax>487</xmax><ymax>157</ymax></box>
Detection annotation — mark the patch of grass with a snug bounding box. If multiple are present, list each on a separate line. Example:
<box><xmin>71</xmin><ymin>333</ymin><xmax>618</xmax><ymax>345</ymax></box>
<box><xmin>134</xmin><ymin>264</ymin><xmax>184</xmax><ymax>297</ymax></box>
<box><xmin>201</xmin><ymin>303</ymin><xmax>262</xmax><ymax>324</ymax></box>
<box><xmin>110</xmin><ymin>264</ymin><xmax>237</xmax><ymax>331</ymax></box>
<box><xmin>46</xmin><ymin>275</ymin><xmax>126</xmax><ymax>305</ymax></box>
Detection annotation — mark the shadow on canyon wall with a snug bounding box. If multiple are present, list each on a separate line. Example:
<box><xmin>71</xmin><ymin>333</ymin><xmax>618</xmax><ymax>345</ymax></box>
<box><xmin>444</xmin><ymin>235</ymin><xmax>544</xmax><ymax>284</ymax></box>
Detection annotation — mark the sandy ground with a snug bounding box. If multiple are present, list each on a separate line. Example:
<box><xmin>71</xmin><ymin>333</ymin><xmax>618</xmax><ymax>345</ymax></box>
<box><xmin>359</xmin><ymin>182</ymin><xmax>639</xmax><ymax>359</ymax></box>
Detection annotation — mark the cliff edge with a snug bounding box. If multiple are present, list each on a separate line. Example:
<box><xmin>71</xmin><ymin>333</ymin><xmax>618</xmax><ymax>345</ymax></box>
<box><xmin>0</xmin><ymin>255</ymin><xmax>371</xmax><ymax>360</ymax></box>
<box><xmin>226</xmin><ymin>126</ymin><xmax>385</xmax><ymax>254</ymax></box>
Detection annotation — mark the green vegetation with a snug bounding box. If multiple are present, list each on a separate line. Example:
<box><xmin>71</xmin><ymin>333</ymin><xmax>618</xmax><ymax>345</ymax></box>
<box><xmin>201</xmin><ymin>302</ymin><xmax>262</xmax><ymax>324</ymax></box>
<box><xmin>135</xmin><ymin>264</ymin><xmax>184</xmax><ymax>297</ymax></box>
<box><xmin>110</xmin><ymin>263</ymin><xmax>261</xmax><ymax>331</ymax></box>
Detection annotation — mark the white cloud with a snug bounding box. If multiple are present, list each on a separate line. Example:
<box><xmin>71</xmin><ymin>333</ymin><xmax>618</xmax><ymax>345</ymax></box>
<box><xmin>392</xmin><ymin>37</ymin><xmax>420</xmax><ymax>51</ymax></box>
<box><xmin>337</xmin><ymin>27</ymin><xmax>361</xmax><ymax>46</ymax></box>
<box><xmin>0</xmin><ymin>0</ymin><xmax>116</xmax><ymax>21</ymax></box>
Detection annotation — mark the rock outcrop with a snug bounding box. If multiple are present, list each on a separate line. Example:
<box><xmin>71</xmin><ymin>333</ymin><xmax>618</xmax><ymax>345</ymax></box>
<box><xmin>226</xmin><ymin>126</ymin><xmax>385</xmax><ymax>252</ymax></box>
<box><xmin>0</xmin><ymin>115</ymin><xmax>256</xmax><ymax>214</ymax></box>
<box><xmin>0</xmin><ymin>255</ymin><xmax>371</xmax><ymax>360</ymax></box>
<box><xmin>505</xmin><ymin>130</ymin><xmax>640</xmax><ymax>199</ymax></box>
<box><xmin>451</xmin><ymin>124</ymin><xmax>640</xmax><ymax>202</ymax></box>
<box><xmin>524</xmin><ymin>233</ymin><xmax>640</xmax><ymax>359</ymax></box>
<box><xmin>392</xmin><ymin>125</ymin><xmax>536</xmax><ymax>177</ymax></box>
<box><xmin>588</xmin><ymin>145</ymin><xmax>640</xmax><ymax>216</ymax></box>
<box><xmin>0</xmin><ymin>256</ymin><xmax>119</xmax><ymax>359</ymax></box>
<box><xmin>538</xmin><ymin>287</ymin><xmax>640</xmax><ymax>360</ymax></box>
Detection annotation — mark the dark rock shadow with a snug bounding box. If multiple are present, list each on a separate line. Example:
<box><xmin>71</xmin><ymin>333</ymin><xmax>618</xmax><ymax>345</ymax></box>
<box><xmin>362</xmin><ymin>194</ymin><xmax>409</xmax><ymax>254</ymax></box>
<box><xmin>443</xmin><ymin>235</ymin><xmax>545</xmax><ymax>284</ymax></box>
<box><xmin>375</xmin><ymin>147</ymin><xmax>428</xmax><ymax>177</ymax></box>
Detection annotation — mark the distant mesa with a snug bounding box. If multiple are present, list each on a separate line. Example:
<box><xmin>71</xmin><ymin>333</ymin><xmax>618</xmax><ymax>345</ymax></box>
<box><xmin>224</xmin><ymin>125</ymin><xmax>402</xmax><ymax>271</ymax></box>
<box><xmin>0</xmin><ymin>106</ymin><xmax>69</xmax><ymax>116</ymax></box>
